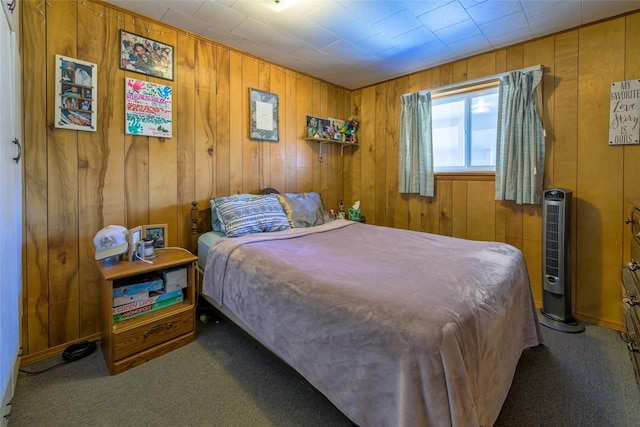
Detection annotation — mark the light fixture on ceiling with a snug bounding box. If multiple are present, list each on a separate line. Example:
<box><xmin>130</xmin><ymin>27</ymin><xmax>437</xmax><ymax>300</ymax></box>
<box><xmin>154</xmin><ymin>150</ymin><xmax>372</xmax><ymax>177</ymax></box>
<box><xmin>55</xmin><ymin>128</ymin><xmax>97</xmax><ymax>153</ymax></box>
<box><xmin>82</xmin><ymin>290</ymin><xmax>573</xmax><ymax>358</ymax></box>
<box><xmin>266</xmin><ymin>0</ymin><xmax>301</xmax><ymax>12</ymax></box>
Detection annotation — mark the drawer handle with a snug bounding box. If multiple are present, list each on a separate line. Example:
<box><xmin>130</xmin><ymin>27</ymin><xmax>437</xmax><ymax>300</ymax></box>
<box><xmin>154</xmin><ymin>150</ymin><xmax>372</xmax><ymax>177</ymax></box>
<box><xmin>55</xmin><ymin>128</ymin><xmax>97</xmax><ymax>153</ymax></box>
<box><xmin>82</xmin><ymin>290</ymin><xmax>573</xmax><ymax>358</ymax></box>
<box><xmin>143</xmin><ymin>323</ymin><xmax>172</xmax><ymax>338</ymax></box>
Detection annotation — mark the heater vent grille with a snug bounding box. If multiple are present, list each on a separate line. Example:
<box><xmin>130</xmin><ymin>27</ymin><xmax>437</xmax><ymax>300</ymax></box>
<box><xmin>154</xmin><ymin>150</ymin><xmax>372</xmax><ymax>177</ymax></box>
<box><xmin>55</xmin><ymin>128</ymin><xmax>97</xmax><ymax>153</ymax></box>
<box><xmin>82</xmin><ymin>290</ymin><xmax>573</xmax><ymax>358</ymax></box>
<box><xmin>545</xmin><ymin>204</ymin><xmax>560</xmax><ymax>278</ymax></box>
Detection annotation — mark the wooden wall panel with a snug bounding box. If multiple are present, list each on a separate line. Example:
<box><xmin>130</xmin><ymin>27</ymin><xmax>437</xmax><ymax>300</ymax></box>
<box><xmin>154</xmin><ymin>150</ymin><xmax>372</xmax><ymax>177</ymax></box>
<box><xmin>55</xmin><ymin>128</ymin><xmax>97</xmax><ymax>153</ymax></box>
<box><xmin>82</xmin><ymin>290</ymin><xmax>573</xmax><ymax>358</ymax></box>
<box><xmin>576</xmin><ymin>19</ymin><xmax>625</xmax><ymax>328</ymax></box>
<box><xmin>46</xmin><ymin>0</ymin><xmax>79</xmax><ymax>346</ymax></box>
<box><xmin>23</xmin><ymin>0</ymin><xmax>50</xmax><ymax>354</ymax></box>
<box><xmin>358</xmin><ymin>88</ymin><xmax>375</xmax><ymax>222</ymax></box>
<box><xmin>176</xmin><ymin>33</ymin><xmax>196</xmax><ymax>249</ymax></box>
<box><xmin>194</xmin><ymin>40</ymin><xmax>216</xmax><ymax>203</ymax></box>
<box><xmin>623</xmin><ymin>15</ymin><xmax>640</xmax><ymax>264</ymax></box>
<box><xmin>553</xmin><ymin>30</ymin><xmax>579</xmax><ymax>311</ymax></box>
<box><xmin>374</xmin><ymin>84</ymin><xmax>387</xmax><ymax>225</ymax></box>
<box><xmin>77</xmin><ymin>1</ymin><xmax>114</xmax><ymax>337</ymax></box>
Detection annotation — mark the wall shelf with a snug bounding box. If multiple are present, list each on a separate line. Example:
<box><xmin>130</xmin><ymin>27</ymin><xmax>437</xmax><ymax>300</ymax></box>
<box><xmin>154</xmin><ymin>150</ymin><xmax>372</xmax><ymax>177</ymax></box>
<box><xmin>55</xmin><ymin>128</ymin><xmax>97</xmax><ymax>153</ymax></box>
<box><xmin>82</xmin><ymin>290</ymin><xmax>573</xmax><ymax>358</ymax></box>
<box><xmin>304</xmin><ymin>138</ymin><xmax>358</xmax><ymax>162</ymax></box>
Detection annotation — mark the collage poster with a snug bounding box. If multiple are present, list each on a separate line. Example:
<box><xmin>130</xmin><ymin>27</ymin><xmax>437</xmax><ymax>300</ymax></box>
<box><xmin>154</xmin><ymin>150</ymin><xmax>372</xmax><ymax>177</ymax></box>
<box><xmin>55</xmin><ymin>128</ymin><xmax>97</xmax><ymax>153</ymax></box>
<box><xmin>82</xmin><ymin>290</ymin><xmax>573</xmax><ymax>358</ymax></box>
<box><xmin>125</xmin><ymin>78</ymin><xmax>172</xmax><ymax>138</ymax></box>
<box><xmin>55</xmin><ymin>55</ymin><xmax>97</xmax><ymax>132</ymax></box>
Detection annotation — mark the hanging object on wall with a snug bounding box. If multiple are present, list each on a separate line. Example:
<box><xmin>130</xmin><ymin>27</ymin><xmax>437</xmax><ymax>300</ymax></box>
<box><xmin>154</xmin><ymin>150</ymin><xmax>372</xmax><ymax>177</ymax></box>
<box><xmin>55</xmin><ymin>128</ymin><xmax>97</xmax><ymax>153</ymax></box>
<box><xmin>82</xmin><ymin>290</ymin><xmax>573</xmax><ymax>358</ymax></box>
<box><xmin>249</xmin><ymin>88</ymin><xmax>279</xmax><ymax>142</ymax></box>
<box><xmin>609</xmin><ymin>79</ymin><xmax>640</xmax><ymax>145</ymax></box>
<box><xmin>125</xmin><ymin>78</ymin><xmax>172</xmax><ymax>138</ymax></box>
<box><xmin>54</xmin><ymin>54</ymin><xmax>97</xmax><ymax>132</ymax></box>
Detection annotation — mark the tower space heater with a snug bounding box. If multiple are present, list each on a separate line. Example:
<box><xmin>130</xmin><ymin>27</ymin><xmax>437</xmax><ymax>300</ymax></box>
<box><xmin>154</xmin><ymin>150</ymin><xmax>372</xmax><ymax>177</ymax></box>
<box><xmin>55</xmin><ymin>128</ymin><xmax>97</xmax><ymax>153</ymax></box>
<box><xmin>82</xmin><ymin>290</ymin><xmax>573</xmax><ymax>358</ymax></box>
<box><xmin>539</xmin><ymin>188</ymin><xmax>584</xmax><ymax>333</ymax></box>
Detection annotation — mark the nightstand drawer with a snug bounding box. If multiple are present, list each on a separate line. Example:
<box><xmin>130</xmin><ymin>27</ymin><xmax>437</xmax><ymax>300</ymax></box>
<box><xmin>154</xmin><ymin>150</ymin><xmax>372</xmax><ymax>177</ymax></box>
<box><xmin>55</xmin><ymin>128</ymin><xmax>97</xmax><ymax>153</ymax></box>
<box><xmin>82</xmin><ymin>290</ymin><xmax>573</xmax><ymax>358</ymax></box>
<box><xmin>113</xmin><ymin>308</ymin><xmax>193</xmax><ymax>360</ymax></box>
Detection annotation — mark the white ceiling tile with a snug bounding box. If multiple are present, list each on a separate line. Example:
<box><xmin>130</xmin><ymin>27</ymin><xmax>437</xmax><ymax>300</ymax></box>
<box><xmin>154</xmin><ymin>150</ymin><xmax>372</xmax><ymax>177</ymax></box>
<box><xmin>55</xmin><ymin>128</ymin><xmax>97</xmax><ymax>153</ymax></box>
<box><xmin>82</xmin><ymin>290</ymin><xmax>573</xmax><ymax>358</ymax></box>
<box><xmin>195</xmin><ymin>1</ymin><xmax>247</xmax><ymax>32</ymax></box>
<box><xmin>372</xmin><ymin>9</ymin><xmax>423</xmax><ymax>39</ymax></box>
<box><xmin>417</xmin><ymin>1</ymin><xmax>472</xmax><ymax>32</ymax></box>
<box><xmin>322</xmin><ymin>39</ymin><xmax>378</xmax><ymax>62</ymax></box>
<box><xmin>156</xmin><ymin>0</ymin><xmax>206</xmax><ymax>16</ymax></box>
<box><xmin>403</xmin><ymin>1</ymin><xmax>456</xmax><ymax>16</ymax></box>
<box><xmin>520</xmin><ymin>0</ymin><xmax>581</xmax><ymax>18</ymax></box>
<box><xmin>447</xmin><ymin>33</ymin><xmax>492</xmax><ymax>57</ymax></box>
<box><xmin>304</xmin><ymin>1</ymin><xmax>357</xmax><ymax>32</ymax></box>
<box><xmin>161</xmin><ymin>9</ymin><xmax>210</xmax><ymax>35</ymax></box>
<box><xmin>341</xmin><ymin>0</ymin><xmax>407</xmax><ymax>25</ymax></box>
<box><xmin>358</xmin><ymin>32</ymin><xmax>399</xmax><ymax>55</ymax></box>
<box><xmin>322</xmin><ymin>17</ymin><xmax>379</xmax><ymax>43</ymax></box>
<box><xmin>391</xmin><ymin>26</ymin><xmax>438</xmax><ymax>49</ymax></box>
<box><xmin>107</xmin><ymin>0</ymin><xmax>169</xmax><ymax>22</ymax></box>
<box><xmin>269</xmin><ymin>16</ymin><xmax>340</xmax><ymax>49</ymax></box>
<box><xmin>434</xmin><ymin>18</ymin><xmax>483</xmax><ymax>44</ymax></box>
<box><xmin>581</xmin><ymin>0</ymin><xmax>640</xmax><ymax>24</ymax></box>
<box><xmin>479</xmin><ymin>11</ymin><xmax>531</xmax><ymax>38</ymax></box>
<box><xmin>465</xmin><ymin>0</ymin><xmax>523</xmax><ymax>25</ymax></box>
<box><xmin>199</xmin><ymin>26</ymin><xmax>245</xmax><ymax>48</ymax></box>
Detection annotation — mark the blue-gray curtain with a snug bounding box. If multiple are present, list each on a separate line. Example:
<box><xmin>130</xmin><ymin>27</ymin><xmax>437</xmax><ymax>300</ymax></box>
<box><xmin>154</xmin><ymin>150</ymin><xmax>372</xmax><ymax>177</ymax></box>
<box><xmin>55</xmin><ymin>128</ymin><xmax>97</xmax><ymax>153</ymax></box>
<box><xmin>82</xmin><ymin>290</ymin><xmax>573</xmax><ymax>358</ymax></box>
<box><xmin>495</xmin><ymin>69</ymin><xmax>545</xmax><ymax>204</ymax></box>
<box><xmin>398</xmin><ymin>92</ymin><xmax>434</xmax><ymax>197</ymax></box>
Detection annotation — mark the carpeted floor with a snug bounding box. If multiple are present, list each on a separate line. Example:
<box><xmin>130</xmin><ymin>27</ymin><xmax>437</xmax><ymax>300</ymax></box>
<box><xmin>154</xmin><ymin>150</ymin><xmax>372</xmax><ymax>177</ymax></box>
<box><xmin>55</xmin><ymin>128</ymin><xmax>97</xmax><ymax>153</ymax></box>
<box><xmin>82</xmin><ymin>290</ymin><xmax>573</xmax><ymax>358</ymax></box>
<box><xmin>8</xmin><ymin>311</ymin><xmax>640</xmax><ymax>427</ymax></box>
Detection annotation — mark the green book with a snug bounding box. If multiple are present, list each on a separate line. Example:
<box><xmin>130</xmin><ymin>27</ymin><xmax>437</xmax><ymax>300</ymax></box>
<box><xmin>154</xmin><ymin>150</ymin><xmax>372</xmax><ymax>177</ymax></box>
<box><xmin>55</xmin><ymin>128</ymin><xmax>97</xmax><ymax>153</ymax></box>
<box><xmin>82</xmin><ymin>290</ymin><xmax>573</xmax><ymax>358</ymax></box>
<box><xmin>113</xmin><ymin>294</ymin><xmax>184</xmax><ymax>323</ymax></box>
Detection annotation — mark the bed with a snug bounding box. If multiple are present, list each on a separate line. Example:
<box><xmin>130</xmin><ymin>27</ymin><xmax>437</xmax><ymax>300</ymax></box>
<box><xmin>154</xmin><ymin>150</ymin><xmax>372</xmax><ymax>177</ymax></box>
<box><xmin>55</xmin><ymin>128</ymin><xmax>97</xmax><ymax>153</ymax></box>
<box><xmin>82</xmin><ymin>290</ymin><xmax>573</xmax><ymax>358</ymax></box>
<box><xmin>191</xmin><ymin>190</ymin><xmax>541</xmax><ymax>427</ymax></box>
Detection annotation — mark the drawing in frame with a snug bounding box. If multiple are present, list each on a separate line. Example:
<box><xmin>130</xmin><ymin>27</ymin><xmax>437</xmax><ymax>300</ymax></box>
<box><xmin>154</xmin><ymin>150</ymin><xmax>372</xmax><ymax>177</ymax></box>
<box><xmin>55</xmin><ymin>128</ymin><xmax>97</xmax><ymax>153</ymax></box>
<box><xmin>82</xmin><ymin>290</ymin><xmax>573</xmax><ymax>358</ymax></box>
<box><xmin>143</xmin><ymin>224</ymin><xmax>168</xmax><ymax>249</ymax></box>
<box><xmin>119</xmin><ymin>29</ymin><xmax>174</xmax><ymax>81</ymax></box>
<box><xmin>55</xmin><ymin>54</ymin><xmax>97</xmax><ymax>132</ymax></box>
<box><xmin>249</xmin><ymin>88</ymin><xmax>279</xmax><ymax>142</ymax></box>
<box><xmin>127</xmin><ymin>226</ymin><xmax>142</xmax><ymax>262</ymax></box>
<box><xmin>125</xmin><ymin>77</ymin><xmax>172</xmax><ymax>138</ymax></box>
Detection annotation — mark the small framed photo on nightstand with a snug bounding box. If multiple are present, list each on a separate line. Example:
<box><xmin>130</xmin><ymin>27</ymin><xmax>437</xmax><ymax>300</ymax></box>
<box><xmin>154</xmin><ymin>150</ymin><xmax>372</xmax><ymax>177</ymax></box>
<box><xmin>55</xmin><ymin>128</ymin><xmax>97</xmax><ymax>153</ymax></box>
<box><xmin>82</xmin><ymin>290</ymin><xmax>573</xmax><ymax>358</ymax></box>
<box><xmin>143</xmin><ymin>224</ymin><xmax>167</xmax><ymax>249</ymax></box>
<box><xmin>127</xmin><ymin>226</ymin><xmax>142</xmax><ymax>262</ymax></box>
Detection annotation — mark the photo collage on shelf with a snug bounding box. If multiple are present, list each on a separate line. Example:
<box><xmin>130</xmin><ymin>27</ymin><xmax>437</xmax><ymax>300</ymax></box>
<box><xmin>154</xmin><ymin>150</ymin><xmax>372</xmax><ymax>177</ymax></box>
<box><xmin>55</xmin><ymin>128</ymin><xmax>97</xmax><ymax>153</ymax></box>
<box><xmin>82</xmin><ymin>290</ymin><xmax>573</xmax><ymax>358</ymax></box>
<box><xmin>59</xmin><ymin>58</ymin><xmax>94</xmax><ymax>129</ymax></box>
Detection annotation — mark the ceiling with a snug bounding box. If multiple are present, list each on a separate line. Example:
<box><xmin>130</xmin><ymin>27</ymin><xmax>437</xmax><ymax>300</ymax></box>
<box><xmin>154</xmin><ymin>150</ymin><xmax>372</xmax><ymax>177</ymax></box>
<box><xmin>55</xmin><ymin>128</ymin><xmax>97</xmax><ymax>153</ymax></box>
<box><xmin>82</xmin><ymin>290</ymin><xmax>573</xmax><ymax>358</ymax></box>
<box><xmin>103</xmin><ymin>0</ymin><xmax>640</xmax><ymax>89</ymax></box>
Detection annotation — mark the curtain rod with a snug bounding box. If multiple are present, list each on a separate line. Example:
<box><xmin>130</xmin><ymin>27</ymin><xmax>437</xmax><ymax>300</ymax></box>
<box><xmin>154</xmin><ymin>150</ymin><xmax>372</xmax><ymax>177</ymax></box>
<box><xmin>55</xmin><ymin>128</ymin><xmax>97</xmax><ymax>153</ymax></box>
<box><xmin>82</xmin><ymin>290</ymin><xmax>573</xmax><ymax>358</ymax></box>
<box><xmin>408</xmin><ymin>64</ymin><xmax>543</xmax><ymax>96</ymax></box>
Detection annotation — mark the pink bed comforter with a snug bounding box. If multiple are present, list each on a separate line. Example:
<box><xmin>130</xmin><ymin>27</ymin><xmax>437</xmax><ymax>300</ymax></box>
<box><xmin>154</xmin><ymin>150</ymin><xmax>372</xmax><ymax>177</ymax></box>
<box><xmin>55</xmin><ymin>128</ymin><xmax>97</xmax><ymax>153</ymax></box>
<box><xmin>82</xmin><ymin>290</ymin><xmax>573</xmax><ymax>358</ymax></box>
<box><xmin>202</xmin><ymin>219</ymin><xmax>541</xmax><ymax>426</ymax></box>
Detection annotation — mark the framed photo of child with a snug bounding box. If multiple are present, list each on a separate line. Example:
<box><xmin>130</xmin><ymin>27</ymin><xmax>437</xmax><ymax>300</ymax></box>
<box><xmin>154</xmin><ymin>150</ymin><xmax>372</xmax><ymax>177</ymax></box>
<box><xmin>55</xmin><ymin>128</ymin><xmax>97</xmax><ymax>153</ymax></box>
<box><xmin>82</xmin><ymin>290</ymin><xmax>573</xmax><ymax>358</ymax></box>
<box><xmin>120</xmin><ymin>30</ymin><xmax>174</xmax><ymax>81</ymax></box>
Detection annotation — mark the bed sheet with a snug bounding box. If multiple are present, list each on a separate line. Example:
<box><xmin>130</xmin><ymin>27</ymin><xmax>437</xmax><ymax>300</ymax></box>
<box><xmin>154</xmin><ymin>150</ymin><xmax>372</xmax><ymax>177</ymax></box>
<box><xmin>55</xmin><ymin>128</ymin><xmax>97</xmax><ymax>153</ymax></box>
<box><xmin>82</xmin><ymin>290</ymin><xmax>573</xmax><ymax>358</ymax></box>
<box><xmin>197</xmin><ymin>231</ymin><xmax>226</xmax><ymax>271</ymax></box>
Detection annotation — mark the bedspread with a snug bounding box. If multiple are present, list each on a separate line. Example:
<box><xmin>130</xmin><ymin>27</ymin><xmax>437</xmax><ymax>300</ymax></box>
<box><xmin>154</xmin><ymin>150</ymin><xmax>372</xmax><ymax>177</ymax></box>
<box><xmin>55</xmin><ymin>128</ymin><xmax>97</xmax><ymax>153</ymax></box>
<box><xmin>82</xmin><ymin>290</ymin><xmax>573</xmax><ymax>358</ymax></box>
<box><xmin>202</xmin><ymin>220</ymin><xmax>541</xmax><ymax>426</ymax></box>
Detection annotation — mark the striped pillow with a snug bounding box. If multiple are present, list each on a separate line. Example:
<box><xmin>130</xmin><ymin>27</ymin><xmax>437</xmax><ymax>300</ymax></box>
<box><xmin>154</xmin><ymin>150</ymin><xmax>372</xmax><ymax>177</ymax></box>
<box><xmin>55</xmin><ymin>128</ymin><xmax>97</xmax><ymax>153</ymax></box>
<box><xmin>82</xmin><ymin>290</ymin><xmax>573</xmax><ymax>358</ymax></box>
<box><xmin>213</xmin><ymin>194</ymin><xmax>290</xmax><ymax>237</ymax></box>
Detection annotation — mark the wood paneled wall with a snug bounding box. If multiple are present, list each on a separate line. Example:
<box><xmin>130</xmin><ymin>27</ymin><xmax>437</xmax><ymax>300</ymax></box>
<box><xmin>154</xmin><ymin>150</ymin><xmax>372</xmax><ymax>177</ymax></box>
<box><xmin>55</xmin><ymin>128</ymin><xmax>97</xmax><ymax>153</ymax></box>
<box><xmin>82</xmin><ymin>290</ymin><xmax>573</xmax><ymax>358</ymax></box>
<box><xmin>20</xmin><ymin>0</ymin><xmax>350</xmax><ymax>362</ymax></box>
<box><xmin>348</xmin><ymin>13</ymin><xmax>640</xmax><ymax>331</ymax></box>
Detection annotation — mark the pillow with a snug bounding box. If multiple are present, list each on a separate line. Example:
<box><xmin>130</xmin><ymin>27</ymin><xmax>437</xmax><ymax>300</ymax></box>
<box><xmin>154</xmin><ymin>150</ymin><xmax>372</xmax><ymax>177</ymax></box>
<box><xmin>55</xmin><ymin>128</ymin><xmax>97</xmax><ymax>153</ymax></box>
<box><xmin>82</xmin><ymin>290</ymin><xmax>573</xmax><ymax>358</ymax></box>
<box><xmin>212</xmin><ymin>194</ymin><xmax>290</xmax><ymax>237</ymax></box>
<box><xmin>275</xmin><ymin>192</ymin><xmax>333</xmax><ymax>228</ymax></box>
<box><xmin>210</xmin><ymin>193</ymin><xmax>262</xmax><ymax>232</ymax></box>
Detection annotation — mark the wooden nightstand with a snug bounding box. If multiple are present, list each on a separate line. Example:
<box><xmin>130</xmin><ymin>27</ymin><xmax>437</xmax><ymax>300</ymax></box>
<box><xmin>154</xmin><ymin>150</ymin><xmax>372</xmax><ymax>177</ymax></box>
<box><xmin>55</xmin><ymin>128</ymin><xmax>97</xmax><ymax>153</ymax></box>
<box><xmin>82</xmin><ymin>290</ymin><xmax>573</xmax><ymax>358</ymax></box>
<box><xmin>97</xmin><ymin>248</ymin><xmax>198</xmax><ymax>375</ymax></box>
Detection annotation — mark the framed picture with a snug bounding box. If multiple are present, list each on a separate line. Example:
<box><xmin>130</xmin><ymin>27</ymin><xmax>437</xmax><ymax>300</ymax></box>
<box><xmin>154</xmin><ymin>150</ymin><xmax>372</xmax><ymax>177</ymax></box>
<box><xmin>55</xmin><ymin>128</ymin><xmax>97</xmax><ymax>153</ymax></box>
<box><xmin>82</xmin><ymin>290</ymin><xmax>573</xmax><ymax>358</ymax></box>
<box><xmin>143</xmin><ymin>224</ymin><xmax>167</xmax><ymax>249</ymax></box>
<box><xmin>119</xmin><ymin>30</ymin><xmax>174</xmax><ymax>81</ymax></box>
<box><xmin>249</xmin><ymin>88</ymin><xmax>279</xmax><ymax>142</ymax></box>
<box><xmin>55</xmin><ymin>55</ymin><xmax>97</xmax><ymax>132</ymax></box>
<box><xmin>127</xmin><ymin>226</ymin><xmax>142</xmax><ymax>262</ymax></box>
<box><xmin>125</xmin><ymin>78</ymin><xmax>172</xmax><ymax>137</ymax></box>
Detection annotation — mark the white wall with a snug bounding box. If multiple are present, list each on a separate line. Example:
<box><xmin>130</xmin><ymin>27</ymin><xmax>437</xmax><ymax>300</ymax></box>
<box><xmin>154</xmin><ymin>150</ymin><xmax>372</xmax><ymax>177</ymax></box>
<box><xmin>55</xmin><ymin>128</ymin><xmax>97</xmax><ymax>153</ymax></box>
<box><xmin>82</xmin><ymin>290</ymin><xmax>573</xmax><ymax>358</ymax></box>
<box><xmin>0</xmin><ymin>0</ymin><xmax>21</xmax><ymax>424</ymax></box>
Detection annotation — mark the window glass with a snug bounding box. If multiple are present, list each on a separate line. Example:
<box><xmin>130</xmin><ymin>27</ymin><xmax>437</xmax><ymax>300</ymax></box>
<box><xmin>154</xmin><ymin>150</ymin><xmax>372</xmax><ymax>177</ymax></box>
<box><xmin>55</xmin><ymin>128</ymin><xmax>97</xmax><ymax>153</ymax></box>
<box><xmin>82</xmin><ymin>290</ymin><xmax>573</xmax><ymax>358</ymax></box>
<box><xmin>432</xmin><ymin>86</ymin><xmax>499</xmax><ymax>172</ymax></box>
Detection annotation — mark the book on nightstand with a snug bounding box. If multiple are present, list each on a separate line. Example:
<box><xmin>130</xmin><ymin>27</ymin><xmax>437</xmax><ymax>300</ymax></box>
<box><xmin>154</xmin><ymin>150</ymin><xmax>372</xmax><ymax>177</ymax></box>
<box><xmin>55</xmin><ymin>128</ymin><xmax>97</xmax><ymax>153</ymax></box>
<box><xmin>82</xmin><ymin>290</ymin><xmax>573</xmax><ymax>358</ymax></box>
<box><xmin>113</xmin><ymin>293</ymin><xmax>184</xmax><ymax>323</ymax></box>
<box><xmin>113</xmin><ymin>289</ymin><xmax>184</xmax><ymax>315</ymax></box>
<box><xmin>112</xmin><ymin>273</ymin><xmax>164</xmax><ymax>298</ymax></box>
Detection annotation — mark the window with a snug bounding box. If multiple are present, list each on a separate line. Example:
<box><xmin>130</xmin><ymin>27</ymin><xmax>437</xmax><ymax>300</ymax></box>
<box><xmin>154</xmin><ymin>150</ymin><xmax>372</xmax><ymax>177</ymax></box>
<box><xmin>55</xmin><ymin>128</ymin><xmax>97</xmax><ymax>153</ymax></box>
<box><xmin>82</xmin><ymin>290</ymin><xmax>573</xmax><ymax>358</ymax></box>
<box><xmin>431</xmin><ymin>85</ymin><xmax>499</xmax><ymax>172</ymax></box>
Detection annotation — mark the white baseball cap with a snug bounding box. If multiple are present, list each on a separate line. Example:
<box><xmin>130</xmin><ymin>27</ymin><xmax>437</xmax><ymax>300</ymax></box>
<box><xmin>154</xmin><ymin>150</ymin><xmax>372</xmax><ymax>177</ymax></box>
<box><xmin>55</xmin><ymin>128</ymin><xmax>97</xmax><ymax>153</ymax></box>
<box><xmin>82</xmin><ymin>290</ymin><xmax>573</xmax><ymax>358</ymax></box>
<box><xmin>94</xmin><ymin>225</ymin><xmax>128</xmax><ymax>260</ymax></box>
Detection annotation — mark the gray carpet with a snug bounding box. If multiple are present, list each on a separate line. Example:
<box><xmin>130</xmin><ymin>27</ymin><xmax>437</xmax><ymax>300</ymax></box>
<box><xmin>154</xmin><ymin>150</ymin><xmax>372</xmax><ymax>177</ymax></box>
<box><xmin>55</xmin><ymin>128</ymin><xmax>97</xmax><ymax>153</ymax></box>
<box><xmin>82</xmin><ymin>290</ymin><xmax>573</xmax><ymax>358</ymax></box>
<box><xmin>9</xmin><ymin>311</ymin><xmax>640</xmax><ymax>427</ymax></box>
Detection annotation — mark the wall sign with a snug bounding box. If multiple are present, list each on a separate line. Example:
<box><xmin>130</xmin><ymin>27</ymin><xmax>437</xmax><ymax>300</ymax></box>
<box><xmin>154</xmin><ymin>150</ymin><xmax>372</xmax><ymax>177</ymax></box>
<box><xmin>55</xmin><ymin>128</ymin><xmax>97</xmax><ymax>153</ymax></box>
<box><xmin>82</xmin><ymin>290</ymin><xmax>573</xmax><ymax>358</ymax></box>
<box><xmin>125</xmin><ymin>78</ymin><xmax>172</xmax><ymax>138</ymax></box>
<box><xmin>609</xmin><ymin>79</ymin><xmax>640</xmax><ymax>145</ymax></box>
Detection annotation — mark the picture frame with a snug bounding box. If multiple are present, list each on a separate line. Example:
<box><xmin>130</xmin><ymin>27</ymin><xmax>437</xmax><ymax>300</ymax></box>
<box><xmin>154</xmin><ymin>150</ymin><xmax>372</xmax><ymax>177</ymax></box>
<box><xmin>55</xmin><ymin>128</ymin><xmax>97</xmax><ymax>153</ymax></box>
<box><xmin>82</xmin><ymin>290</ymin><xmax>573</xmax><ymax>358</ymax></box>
<box><xmin>125</xmin><ymin>77</ymin><xmax>172</xmax><ymax>137</ymax></box>
<box><xmin>142</xmin><ymin>224</ymin><xmax>167</xmax><ymax>249</ymax></box>
<box><xmin>127</xmin><ymin>226</ymin><xmax>142</xmax><ymax>262</ymax></box>
<box><xmin>55</xmin><ymin>54</ymin><xmax>97</xmax><ymax>132</ymax></box>
<box><xmin>249</xmin><ymin>88</ymin><xmax>279</xmax><ymax>142</ymax></box>
<box><xmin>119</xmin><ymin>29</ymin><xmax>174</xmax><ymax>81</ymax></box>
